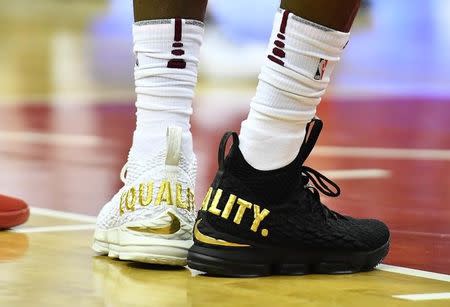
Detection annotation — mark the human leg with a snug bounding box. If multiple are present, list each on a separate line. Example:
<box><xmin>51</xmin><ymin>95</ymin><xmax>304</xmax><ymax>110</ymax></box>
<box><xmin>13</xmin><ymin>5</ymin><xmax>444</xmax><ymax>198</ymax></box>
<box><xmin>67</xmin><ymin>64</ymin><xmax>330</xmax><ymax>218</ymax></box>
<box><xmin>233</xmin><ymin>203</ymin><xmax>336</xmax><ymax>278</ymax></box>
<box><xmin>93</xmin><ymin>0</ymin><xmax>207</xmax><ymax>266</ymax></box>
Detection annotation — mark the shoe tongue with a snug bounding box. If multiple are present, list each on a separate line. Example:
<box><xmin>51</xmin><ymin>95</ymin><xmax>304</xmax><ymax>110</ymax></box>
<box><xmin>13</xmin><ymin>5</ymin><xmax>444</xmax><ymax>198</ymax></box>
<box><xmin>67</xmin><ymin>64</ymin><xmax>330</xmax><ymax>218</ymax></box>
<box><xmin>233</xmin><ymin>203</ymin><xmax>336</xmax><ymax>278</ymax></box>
<box><xmin>165</xmin><ymin>126</ymin><xmax>182</xmax><ymax>167</ymax></box>
<box><xmin>124</xmin><ymin>126</ymin><xmax>183</xmax><ymax>184</ymax></box>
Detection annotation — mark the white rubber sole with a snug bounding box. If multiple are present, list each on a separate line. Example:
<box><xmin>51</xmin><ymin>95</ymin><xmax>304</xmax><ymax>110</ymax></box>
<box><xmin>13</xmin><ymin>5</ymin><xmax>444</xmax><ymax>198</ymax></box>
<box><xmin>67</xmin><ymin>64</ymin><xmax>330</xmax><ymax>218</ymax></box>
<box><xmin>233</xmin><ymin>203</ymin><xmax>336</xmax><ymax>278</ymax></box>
<box><xmin>92</xmin><ymin>228</ymin><xmax>193</xmax><ymax>266</ymax></box>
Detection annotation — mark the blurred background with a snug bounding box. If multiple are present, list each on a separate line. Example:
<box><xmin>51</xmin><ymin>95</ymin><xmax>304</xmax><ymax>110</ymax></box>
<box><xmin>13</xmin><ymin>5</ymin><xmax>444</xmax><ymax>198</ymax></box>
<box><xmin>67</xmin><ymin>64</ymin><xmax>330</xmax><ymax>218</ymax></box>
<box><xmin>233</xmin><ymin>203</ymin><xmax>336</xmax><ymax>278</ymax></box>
<box><xmin>1</xmin><ymin>0</ymin><xmax>450</xmax><ymax>102</ymax></box>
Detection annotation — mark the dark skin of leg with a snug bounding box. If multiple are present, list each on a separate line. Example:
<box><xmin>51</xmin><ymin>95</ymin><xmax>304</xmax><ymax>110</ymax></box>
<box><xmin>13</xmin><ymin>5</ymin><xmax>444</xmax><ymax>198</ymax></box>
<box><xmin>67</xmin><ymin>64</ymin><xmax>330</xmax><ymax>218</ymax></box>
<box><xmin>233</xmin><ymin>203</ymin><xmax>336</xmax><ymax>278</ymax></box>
<box><xmin>134</xmin><ymin>0</ymin><xmax>358</xmax><ymax>31</ymax></box>
<box><xmin>133</xmin><ymin>0</ymin><xmax>208</xmax><ymax>22</ymax></box>
<box><xmin>281</xmin><ymin>0</ymin><xmax>361</xmax><ymax>32</ymax></box>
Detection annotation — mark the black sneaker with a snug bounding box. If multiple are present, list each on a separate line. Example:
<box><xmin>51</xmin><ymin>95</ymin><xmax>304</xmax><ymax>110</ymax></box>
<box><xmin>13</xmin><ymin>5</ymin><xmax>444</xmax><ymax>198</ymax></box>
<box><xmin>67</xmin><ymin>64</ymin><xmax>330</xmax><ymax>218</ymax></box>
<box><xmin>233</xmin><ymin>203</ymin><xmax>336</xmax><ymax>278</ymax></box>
<box><xmin>187</xmin><ymin>118</ymin><xmax>390</xmax><ymax>277</ymax></box>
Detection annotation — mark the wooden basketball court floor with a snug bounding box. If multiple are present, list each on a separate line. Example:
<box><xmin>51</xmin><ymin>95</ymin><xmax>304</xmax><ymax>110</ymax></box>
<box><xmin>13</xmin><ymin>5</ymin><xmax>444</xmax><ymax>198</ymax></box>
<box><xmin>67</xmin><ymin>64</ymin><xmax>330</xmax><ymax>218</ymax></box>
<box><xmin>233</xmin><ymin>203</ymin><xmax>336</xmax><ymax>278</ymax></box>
<box><xmin>1</xmin><ymin>97</ymin><xmax>449</xmax><ymax>307</ymax></box>
<box><xmin>1</xmin><ymin>1</ymin><xmax>450</xmax><ymax>306</ymax></box>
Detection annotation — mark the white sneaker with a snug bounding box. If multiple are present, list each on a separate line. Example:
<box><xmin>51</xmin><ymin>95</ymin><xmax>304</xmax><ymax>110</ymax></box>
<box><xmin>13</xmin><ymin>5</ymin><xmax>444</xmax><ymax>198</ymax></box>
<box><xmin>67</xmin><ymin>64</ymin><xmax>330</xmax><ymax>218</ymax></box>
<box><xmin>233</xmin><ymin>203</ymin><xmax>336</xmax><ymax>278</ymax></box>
<box><xmin>93</xmin><ymin>126</ymin><xmax>197</xmax><ymax>266</ymax></box>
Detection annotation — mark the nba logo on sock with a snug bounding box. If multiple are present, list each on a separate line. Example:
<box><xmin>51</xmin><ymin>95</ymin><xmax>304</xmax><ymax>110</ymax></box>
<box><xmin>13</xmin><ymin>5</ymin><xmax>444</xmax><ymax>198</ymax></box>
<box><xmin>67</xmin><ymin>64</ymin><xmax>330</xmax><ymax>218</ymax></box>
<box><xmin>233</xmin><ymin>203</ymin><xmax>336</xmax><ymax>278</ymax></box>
<box><xmin>314</xmin><ymin>58</ymin><xmax>328</xmax><ymax>80</ymax></box>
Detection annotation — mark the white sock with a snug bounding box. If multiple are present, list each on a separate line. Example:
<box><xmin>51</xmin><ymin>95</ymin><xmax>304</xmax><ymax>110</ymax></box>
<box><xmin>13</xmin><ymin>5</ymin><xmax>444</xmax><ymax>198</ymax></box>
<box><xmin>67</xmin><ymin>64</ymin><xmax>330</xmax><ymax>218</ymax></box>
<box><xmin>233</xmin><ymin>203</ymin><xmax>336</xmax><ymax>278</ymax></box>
<box><xmin>239</xmin><ymin>9</ymin><xmax>350</xmax><ymax>170</ymax></box>
<box><xmin>128</xmin><ymin>19</ymin><xmax>204</xmax><ymax>179</ymax></box>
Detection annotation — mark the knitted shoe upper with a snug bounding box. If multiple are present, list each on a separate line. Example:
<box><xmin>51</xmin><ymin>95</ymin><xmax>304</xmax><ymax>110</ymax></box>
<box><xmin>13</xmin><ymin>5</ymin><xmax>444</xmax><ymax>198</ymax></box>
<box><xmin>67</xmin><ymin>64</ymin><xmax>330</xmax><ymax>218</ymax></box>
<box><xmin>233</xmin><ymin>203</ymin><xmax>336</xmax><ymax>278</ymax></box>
<box><xmin>197</xmin><ymin>118</ymin><xmax>390</xmax><ymax>252</ymax></box>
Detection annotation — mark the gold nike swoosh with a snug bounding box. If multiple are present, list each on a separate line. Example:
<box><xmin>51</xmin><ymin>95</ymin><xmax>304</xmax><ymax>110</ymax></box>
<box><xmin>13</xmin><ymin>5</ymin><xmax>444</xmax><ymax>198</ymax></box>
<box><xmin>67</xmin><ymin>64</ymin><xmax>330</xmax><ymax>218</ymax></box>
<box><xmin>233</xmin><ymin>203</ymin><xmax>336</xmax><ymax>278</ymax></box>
<box><xmin>127</xmin><ymin>212</ymin><xmax>181</xmax><ymax>235</ymax></box>
<box><xmin>194</xmin><ymin>219</ymin><xmax>250</xmax><ymax>247</ymax></box>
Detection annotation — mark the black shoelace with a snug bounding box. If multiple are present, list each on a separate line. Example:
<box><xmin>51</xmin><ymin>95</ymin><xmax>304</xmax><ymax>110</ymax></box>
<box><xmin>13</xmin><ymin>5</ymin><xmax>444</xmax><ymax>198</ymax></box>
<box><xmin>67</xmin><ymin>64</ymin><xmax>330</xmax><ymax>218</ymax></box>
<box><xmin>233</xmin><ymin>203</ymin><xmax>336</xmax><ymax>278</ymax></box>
<box><xmin>301</xmin><ymin>166</ymin><xmax>344</xmax><ymax>220</ymax></box>
<box><xmin>298</xmin><ymin>118</ymin><xmax>344</xmax><ymax>220</ymax></box>
<box><xmin>302</xmin><ymin>166</ymin><xmax>340</xmax><ymax>197</ymax></box>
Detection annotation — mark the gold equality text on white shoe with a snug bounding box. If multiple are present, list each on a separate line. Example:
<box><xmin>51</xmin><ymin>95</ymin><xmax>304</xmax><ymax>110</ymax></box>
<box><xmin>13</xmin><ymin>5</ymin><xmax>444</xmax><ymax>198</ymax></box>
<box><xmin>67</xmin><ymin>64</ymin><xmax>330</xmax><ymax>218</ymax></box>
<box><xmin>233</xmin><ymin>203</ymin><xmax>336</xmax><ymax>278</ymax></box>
<box><xmin>93</xmin><ymin>126</ymin><xmax>197</xmax><ymax>266</ymax></box>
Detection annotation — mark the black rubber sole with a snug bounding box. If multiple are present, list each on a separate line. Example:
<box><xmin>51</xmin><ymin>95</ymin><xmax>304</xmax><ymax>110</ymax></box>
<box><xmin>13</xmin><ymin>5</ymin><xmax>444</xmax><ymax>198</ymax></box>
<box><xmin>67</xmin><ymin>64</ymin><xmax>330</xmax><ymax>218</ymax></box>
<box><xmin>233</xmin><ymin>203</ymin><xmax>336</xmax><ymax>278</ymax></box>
<box><xmin>187</xmin><ymin>241</ymin><xmax>390</xmax><ymax>277</ymax></box>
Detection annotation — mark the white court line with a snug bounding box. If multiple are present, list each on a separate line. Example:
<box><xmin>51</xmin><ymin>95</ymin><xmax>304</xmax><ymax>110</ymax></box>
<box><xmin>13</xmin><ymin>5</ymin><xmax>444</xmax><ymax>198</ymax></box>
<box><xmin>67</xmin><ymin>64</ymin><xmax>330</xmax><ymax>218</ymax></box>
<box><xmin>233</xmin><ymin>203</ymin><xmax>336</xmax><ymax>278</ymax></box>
<box><xmin>315</xmin><ymin>146</ymin><xmax>450</xmax><ymax>161</ymax></box>
<box><xmin>391</xmin><ymin>229</ymin><xmax>450</xmax><ymax>238</ymax></box>
<box><xmin>377</xmin><ymin>264</ymin><xmax>450</xmax><ymax>282</ymax></box>
<box><xmin>28</xmin><ymin>210</ymin><xmax>450</xmax><ymax>283</ymax></box>
<box><xmin>331</xmin><ymin>84</ymin><xmax>450</xmax><ymax>99</ymax></box>
<box><xmin>12</xmin><ymin>224</ymin><xmax>95</xmax><ymax>233</ymax></box>
<box><xmin>392</xmin><ymin>292</ymin><xmax>450</xmax><ymax>301</ymax></box>
<box><xmin>0</xmin><ymin>131</ymin><xmax>106</xmax><ymax>147</ymax></box>
<box><xmin>2</xmin><ymin>130</ymin><xmax>448</xmax><ymax>161</ymax></box>
<box><xmin>321</xmin><ymin>169</ymin><xmax>390</xmax><ymax>180</ymax></box>
<box><xmin>31</xmin><ymin>207</ymin><xmax>97</xmax><ymax>223</ymax></box>
<box><xmin>0</xmin><ymin>89</ymin><xmax>134</xmax><ymax>104</ymax></box>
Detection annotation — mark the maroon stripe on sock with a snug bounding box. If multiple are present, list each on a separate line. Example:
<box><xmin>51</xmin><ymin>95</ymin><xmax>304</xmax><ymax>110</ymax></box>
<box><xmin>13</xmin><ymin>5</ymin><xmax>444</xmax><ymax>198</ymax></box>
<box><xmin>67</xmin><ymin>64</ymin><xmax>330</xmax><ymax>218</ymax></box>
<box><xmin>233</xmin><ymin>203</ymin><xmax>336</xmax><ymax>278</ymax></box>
<box><xmin>272</xmin><ymin>48</ymin><xmax>285</xmax><ymax>58</ymax></box>
<box><xmin>172</xmin><ymin>49</ymin><xmax>185</xmax><ymax>56</ymax></box>
<box><xmin>167</xmin><ymin>59</ymin><xmax>187</xmax><ymax>69</ymax></box>
<box><xmin>280</xmin><ymin>10</ymin><xmax>289</xmax><ymax>34</ymax></box>
<box><xmin>172</xmin><ymin>42</ymin><xmax>183</xmax><ymax>48</ymax></box>
<box><xmin>174</xmin><ymin>18</ymin><xmax>182</xmax><ymax>41</ymax></box>
<box><xmin>268</xmin><ymin>55</ymin><xmax>284</xmax><ymax>66</ymax></box>
<box><xmin>277</xmin><ymin>33</ymin><xmax>285</xmax><ymax>40</ymax></box>
<box><xmin>274</xmin><ymin>40</ymin><xmax>285</xmax><ymax>48</ymax></box>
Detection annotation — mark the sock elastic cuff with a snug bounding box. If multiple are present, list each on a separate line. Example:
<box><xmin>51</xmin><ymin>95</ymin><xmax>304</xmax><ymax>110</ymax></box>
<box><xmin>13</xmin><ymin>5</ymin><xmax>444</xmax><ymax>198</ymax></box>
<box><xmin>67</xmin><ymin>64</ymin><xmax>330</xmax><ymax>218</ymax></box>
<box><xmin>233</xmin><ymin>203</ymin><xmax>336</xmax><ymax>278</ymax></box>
<box><xmin>134</xmin><ymin>19</ymin><xmax>204</xmax><ymax>28</ymax></box>
<box><xmin>277</xmin><ymin>8</ymin><xmax>350</xmax><ymax>51</ymax></box>
<box><xmin>133</xmin><ymin>18</ymin><xmax>204</xmax><ymax>52</ymax></box>
<box><xmin>133</xmin><ymin>19</ymin><xmax>204</xmax><ymax>42</ymax></box>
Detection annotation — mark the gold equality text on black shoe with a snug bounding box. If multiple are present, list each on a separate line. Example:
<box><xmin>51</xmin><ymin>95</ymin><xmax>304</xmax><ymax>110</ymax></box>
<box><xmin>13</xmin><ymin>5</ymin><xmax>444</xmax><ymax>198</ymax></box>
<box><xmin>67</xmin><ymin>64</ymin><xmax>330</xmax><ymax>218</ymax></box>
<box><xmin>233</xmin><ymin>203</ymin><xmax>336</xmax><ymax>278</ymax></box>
<box><xmin>187</xmin><ymin>118</ymin><xmax>390</xmax><ymax>277</ymax></box>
